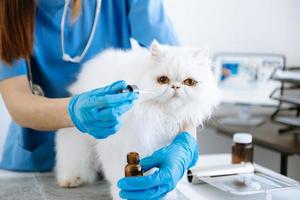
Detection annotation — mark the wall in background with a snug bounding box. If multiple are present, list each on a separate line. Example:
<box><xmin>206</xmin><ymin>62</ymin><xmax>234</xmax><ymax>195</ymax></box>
<box><xmin>164</xmin><ymin>0</ymin><xmax>300</xmax><ymax>181</ymax></box>
<box><xmin>164</xmin><ymin>0</ymin><xmax>300</xmax><ymax>66</ymax></box>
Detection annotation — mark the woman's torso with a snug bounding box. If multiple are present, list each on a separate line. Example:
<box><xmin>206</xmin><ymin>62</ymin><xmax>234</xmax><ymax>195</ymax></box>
<box><xmin>0</xmin><ymin>0</ymin><xmax>133</xmax><ymax>172</ymax></box>
<box><xmin>0</xmin><ymin>0</ymin><xmax>177</xmax><ymax>172</ymax></box>
<box><xmin>34</xmin><ymin>0</ymin><xmax>132</xmax><ymax>98</ymax></box>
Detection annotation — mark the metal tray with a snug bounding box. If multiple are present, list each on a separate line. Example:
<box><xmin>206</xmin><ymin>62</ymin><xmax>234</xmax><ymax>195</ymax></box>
<box><xmin>188</xmin><ymin>163</ymin><xmax>299</xmax><ymax>195</ymax></box>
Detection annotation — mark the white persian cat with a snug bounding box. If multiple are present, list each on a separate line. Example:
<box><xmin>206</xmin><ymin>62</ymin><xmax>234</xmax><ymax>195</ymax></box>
<box><xmin>55</xmin><ymin>41</ymin><xmax>219</xmax><ymax>199</ymax></box>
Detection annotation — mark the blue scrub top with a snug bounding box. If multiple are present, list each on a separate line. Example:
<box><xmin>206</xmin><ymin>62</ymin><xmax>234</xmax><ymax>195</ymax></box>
<box><xmin>0</xmin><ymin>0</ymin><xmax>178</xmax><ymax>172</ymax></box>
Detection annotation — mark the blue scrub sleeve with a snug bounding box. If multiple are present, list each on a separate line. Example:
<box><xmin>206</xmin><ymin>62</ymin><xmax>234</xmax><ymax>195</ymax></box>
<box><xmin>128</xmin><ymin>0</ymin><xmax>179</xmax><ymax>47</ymax></box>
<box><xmin>0</xmin><ymin>59</ymin><xmax>27</xmax><ymax>81</ymax></box>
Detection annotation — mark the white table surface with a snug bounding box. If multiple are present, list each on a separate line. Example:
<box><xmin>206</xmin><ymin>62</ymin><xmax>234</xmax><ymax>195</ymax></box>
<box><xmin>176</xmin><ymin>154</ymin><xmax>300</xmax><ymax>200</ymax></box>
<box><xmin>0</xmin><ymin>154</ymin><xmax>299</xmax><ymax>200</ymax></box>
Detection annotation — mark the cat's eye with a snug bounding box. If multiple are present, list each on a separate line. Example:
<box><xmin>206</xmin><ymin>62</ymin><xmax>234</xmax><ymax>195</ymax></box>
<box><xmin>157</xmin><ymin>76</ymin><xmax>170</xmax><ymax>84</ymax></box>
<box><xmin>183</xmin><ymin>78</ymin><xmax>198</xmax><ymax>86</ymax></box>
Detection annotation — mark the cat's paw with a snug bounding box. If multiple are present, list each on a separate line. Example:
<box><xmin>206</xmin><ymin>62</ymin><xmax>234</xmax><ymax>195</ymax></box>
<box><xmin>58</xmin><ymin>176</ymin><xmax>83</xmax><ymax>188</ymax></box>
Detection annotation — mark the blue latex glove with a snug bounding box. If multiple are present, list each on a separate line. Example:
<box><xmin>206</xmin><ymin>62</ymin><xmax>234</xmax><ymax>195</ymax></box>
<box><xmin>68</xmin><ymin>80</ymin><xmax>138</xmax><ymax>139</ymax></box>
<box><xmin>118</xmin><ymin>132</ymin><xmax>199</xmax><ymax>199</ymax></box>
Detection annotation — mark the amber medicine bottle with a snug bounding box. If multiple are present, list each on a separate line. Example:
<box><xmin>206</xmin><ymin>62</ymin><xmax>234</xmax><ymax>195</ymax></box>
<box><xmin>232</xmin><ymin>133</ymin><xmax>253</xmax><ymax>164</ymax></box>
<box><xmin>125</xmin><ymin>152</ymin><xmax>143</xmax><ymax>177</ymax></box>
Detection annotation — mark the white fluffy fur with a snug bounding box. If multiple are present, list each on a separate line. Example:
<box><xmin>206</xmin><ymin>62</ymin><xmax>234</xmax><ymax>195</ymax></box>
<box><xmin>55</xmin><ymin>41</ymin><xmax>219</xmax><ymax>199</ymax></box>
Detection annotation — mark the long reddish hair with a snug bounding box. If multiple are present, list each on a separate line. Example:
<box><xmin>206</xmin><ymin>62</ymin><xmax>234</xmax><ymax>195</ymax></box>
<box><xmin>0</xmin><ymin>0</ymin><xmax>81</xmax><ymax>65</ymax></box>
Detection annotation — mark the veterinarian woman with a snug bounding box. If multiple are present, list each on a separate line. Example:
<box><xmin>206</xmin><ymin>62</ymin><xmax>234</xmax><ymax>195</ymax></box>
<box><xmin>0</xmin><ymin>0</ymin><xmax>198</xmax><ymax>199</ymax></box>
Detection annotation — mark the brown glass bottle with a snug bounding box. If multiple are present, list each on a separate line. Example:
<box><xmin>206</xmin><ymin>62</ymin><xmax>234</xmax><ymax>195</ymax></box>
<box><xmin>232</xmin><ymin>133</ymin><xmax>253</xmax><ymax>164</ymax></box>
<box><xmin>125</xmin><ymin>152</ymin><xmax>143</xmax><ymax>177</ymax></box>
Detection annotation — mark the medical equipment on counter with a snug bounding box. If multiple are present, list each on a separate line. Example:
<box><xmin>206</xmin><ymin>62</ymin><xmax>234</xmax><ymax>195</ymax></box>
<box><xmin>270</xmin><ymin>67</ymin><xmax>300</xmax><ymax>135</ymax></box>
<box><xmin>232</xmin><ymin>133</ymin><xmax>253</xmax><ymax>164</ymax></box>
<box><xmin>61</xmin><ymin>0</ymin><xmax>102</xmax><ymax>63</ymax></box>
<box><xmin>187</xmin><ymin>162</ymin><xmax>299</xmax><ymax>197</ymax></box>
<box><xmin>214</xmin><ymin>53</ymin><xmax>286</xmax><ymax>127</ymax></box>
<box><xmin>187</xmin><ymin>163</ymin><xmax>254</xmax><ymax>182</ymax></box>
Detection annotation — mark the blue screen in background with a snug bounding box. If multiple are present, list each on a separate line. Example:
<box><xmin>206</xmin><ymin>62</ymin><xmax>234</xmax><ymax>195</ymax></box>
<box><xmin>221</xmin><ymin>63</ymin><xmax>240</xmax><ymax>81</ymax></box>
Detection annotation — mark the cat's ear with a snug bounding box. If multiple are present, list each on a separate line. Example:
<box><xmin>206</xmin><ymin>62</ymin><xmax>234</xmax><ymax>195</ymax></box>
<box><xmin>150</xmin><ymin>40</ymin><xmax>165</xmax><ymax>60</ymax></box>
<box><xmin>193</xmin><ymin>47</ymin><xmax>210</xmax><ymax>60</ymax></box>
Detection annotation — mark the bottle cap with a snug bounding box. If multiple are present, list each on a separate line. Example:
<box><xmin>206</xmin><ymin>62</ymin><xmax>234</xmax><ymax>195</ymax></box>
<box><xmin>127</xmin><ymin>152</ymin><xmax>140</xmax><ymax>164</ymax></box>
<box><xmin>233</xmin><ymin>133</ymin><xmax>252</xmax><ymax>144</ymax></box>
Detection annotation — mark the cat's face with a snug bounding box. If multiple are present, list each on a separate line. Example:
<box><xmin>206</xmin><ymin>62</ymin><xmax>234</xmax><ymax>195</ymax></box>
<box><xmin>139</xmin><ymin>41</ymin><xmax>219</xmax><ymax>124</ymax></box>
<box><xmin>141</xmin><ymin>41</ymin><xmax>218</xmax><ymax>106</ymax></box>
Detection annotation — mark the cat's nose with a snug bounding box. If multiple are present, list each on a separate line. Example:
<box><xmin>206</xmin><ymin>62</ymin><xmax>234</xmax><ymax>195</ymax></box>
<box><xmin>171</xmin><ymin>83</ymin><xmax>181</xmax><ymax>90</ymax></box>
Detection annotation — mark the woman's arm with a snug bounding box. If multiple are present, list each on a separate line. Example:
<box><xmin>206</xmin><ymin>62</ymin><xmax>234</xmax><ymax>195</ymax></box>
<box><xmin>0</xmin><ymin>75</ymin><xmax>73</xmax><ymax>131</ymax></box>
<box><xmin>0</xmin><ymin>76</ymin><xmax>138</xmax><ymax>139</ymax></box>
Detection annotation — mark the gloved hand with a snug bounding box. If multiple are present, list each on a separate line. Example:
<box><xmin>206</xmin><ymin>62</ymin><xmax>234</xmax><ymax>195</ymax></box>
<box><xmin>118</xmin><ymin>132</ymin><xmax>199</xmax><ymax>199</ymax></box>
<box><xmin>68</xmin><ymin>80</ymin><xmax>138</xmax><ymax>139</ymax></box>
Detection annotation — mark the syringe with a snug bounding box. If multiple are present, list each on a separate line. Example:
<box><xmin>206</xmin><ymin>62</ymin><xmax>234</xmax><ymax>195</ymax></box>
<box><xmin>118</xmin><ymin>85</ymin><xmax>156</xmax><ymax>95</ymax></box>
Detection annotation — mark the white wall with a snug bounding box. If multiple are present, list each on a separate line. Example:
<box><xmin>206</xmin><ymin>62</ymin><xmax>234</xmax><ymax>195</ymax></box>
<box><xmin>164</xmin><ymin>0</ymin><xmax>300</xmax><ymax>180</ymax></box>
<box><xmin>164</xmin><ymin>0</ymin><xmax>300</xmax><ymax>66</ymax></box>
